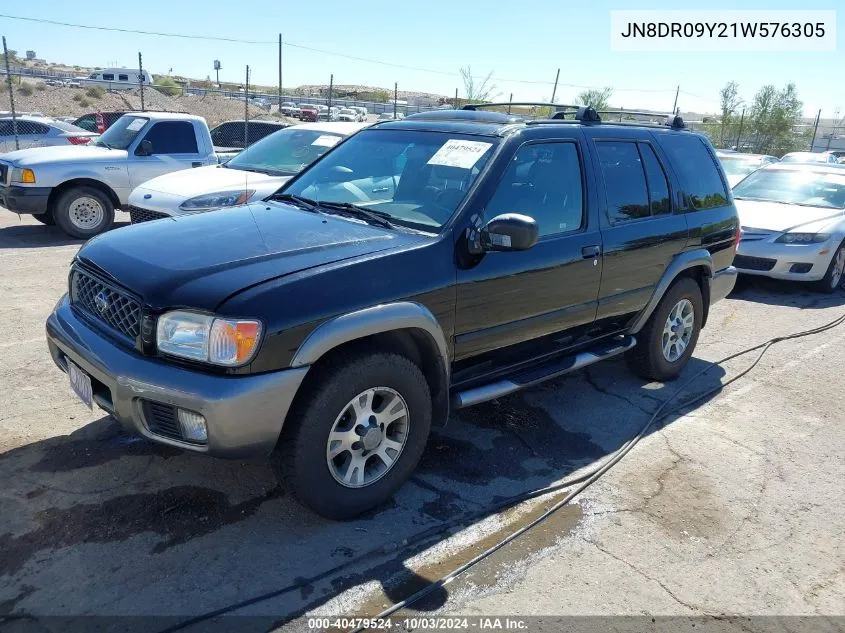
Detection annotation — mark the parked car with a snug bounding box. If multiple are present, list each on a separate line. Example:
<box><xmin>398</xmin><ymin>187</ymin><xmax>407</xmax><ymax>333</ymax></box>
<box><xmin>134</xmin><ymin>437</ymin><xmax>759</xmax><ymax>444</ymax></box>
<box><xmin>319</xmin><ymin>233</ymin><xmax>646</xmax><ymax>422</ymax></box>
<box><xmin>127</xmin><ymin>122</ymin><xmax>367</xmax><ymax>221</ymax></box>
<box><xmin>299</xmin><ymin>105</ymin><xmax>318</xmax><ymax>122</ymax></box>
<box><xmin>0</xmin><ymin>116</ymin><xmax>98</xmax><ymax>154</ymax></box>
<box><xmin>732</xmin><ymin>163</ymin><xmax>845</xmax><ymax>291</ymax></box>
<box><xmin>44</xmin><ymin>107</ymin><xmax>737</xmax><ymax>518</ymax></box>
<box><xmin>337</xmin><ymin>108</ymin><xmax>359</xmax><ymax>122</ymax></box>
<box><xmin>0</xmin><ymin>112</ymin><xmax>217</xmax><ymax>237</ymax></box>
<box><xmin>780</xmin><ymin>151</ymin><xmax>841</xmax><ymax>164</ymax></box>
<box><xmin>280</xmin><ymin>102</ymin><xmax>301</xmax><ymax>116</ymax></box>
<box><xmin>353</xmin><ymin>106</ymin><xmax>368</xmax><ymax>122</ymax></box>
<box><xmin>209</xmin><ymin>120</ymin><xmax>289</xmax><ymax>161</ymax></box>
<box><xmin>72</xmin><ymin>111</ymin><xmax>130</xmax><ymax>133</ymax></box>
<box><xmin>317</xmin><ymin>105</ymin><xmax>333</xmax><ymax>122</ymax></box>
<box><xmin>377</xmin><ymin>112</ymin><xmax>404</xmax><ymax>121</ymax></box>
<box><xmin>716</xmin><ymin>151</ymin><xmax>779</xmax><ymax>187</ymax></box>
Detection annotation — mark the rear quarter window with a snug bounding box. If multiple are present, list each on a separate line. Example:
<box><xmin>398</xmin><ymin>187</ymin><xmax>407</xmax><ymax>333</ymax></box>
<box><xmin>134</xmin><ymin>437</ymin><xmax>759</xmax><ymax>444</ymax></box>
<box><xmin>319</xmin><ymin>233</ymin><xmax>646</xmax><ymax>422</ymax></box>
<box><xmin>657</xmin><ymin>134</ymin><xmax>729</xmax><ymax>211</ymax></box>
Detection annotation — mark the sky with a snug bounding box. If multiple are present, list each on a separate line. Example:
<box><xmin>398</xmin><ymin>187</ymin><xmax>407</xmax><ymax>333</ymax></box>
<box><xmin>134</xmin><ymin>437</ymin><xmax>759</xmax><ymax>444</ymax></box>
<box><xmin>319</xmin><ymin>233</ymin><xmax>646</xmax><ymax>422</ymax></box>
<box><xmin>0</xmin><ymin>0</ymin><xmax>842</xmax><ymax>118</ymax></box>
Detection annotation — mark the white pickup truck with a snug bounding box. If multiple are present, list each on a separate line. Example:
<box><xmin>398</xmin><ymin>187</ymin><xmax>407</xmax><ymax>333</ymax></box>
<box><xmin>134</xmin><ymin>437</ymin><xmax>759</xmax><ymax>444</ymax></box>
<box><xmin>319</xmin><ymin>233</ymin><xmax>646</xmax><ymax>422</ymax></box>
<box><xmin>0</xmin><ymin>112</ymin><xmax>217</xmax><ymax>238</ymax></box>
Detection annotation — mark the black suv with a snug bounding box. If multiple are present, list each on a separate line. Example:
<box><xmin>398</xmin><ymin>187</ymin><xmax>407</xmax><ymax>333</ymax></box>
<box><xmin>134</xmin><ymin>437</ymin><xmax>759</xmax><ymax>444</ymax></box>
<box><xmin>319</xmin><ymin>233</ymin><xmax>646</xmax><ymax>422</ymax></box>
<box><xmin>46</xmin><ymin>105</ymin><xmax>738</xmax><ymax>518</ymax></box>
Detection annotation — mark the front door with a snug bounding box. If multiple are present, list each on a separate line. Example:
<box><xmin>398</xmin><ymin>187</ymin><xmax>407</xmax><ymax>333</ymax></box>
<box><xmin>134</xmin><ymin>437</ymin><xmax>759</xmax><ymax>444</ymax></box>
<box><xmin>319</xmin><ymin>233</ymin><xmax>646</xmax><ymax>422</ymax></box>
<box><xmin>454</xmin><ymin>133</ymin><xmax>603</xmax><ymax>362</ymax></box>
<box><xmin>129</xmin><ymin>120</ymin><xmax>204</xmax><ymax>188</ymax></box>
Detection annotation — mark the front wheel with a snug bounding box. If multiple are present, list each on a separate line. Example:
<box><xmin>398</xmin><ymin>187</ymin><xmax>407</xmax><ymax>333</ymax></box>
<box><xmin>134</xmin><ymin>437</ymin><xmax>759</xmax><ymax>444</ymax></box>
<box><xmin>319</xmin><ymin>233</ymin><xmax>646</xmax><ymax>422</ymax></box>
<box><xmin>53</xmin><ymin>186</ymin><xmax>115</xmax><ymax>239</ymax></box>
<box><xmin>627</xmin><ymin>277</ymin><xmax>703</xmax><ymax>382</ymax></box>
<box><xmin>273</xmin><ymin>352</ymin><xmax>432</xmax><ymax>519</ymax></box>
<box><xmin>814</xmin><ymin>242</ymin><xmax>845</xmax><ymax>293</ymax></box>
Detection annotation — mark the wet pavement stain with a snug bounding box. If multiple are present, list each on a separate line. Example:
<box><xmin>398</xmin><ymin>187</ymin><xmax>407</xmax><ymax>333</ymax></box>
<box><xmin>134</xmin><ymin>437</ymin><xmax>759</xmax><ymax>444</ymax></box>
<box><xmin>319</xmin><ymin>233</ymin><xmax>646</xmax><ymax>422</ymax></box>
<box><xmin>0</xmin><ymin>486</ymin><xmax>281</xmax><ymax>576</ymax></box>
<box><xmin>419</xmin><ymin>394</ymin><xmax>605</xmax><ymax>484</ymax></box>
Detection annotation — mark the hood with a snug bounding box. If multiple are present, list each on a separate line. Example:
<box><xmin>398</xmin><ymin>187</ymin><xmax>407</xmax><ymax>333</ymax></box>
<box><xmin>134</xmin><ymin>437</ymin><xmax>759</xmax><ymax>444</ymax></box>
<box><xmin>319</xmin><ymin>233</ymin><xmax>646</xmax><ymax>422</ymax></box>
<box><xmin>735</xmin><ymin>199</ymin><xmax>844</xmax><ymax>233</ymax></box>
<box><xmin>76</xmin><ymin>202</ymin><xmax>426</xmax><ymax>311</ymax></box>
<box><xmin>133</xmin><ymin>164</ymin><xmax>287</xmax><ymax>198</ymax></box>
<box><xmin>1</xmin><ymin>145</ymin><xmax>125</xmax><ymax>166</ymax></box>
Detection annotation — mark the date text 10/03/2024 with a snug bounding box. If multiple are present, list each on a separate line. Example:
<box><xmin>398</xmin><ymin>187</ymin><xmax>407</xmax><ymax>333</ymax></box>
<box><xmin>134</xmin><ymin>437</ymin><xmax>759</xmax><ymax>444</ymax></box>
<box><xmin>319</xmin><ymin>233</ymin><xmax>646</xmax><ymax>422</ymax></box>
<box><xmin>306</xmin><ymin>617</ymin><xmax>529</xmax><ymax>630</ymax></box>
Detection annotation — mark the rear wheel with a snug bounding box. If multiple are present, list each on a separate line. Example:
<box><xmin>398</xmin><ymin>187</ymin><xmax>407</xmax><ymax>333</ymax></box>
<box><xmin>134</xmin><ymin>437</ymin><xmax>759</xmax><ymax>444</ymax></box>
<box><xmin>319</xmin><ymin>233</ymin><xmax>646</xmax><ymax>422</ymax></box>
<box><xmin>272</xmin><ymin>352</ymin><xmax>432</xmax><ymax>519</ymax></box>
<box><xmin>627</xmin><ymin>277</ymin><xmax>703</xmax><ymax>381</ymax></box>
<box><xmin>814</xmin><ymin>242</ymin><xmax>845</xmax><ymax>293</ymax></box>
<box><xmin>54</xmin><ymin>186</ymin><xmax>115</xmax><ymax>239</ymax></box>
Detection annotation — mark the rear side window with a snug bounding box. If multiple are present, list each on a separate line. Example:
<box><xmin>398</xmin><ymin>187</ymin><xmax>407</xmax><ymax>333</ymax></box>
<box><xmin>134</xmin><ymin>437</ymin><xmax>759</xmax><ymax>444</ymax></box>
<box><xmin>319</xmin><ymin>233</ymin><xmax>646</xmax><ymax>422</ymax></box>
<box><xmin>595</xmin><ymin>141</ymin><xmax>650</xmax><ymax>223</ymax></box>
<box><xmin>657</xmin><ymin>134</ymin><xmax>729</xmax><ymax>210</ymax></box>
<box><xmin>73</xmin><ymin>115</ymin><xmax>96</xmax><ymax>132</ymax></box>
<box><xmin>141</xmin><ymin>121</ymin><xmax>199</xmax><ymax>154</ymax></box>
<box><xmin>102</xmin><ymin>73</ymin><xmax>114</xmax><ymax>81</ymax></box>
<box><xmin>210</xmin><ymin>122</ymin><xmax>243</xmax><ymax>148</ymax></box>
<box><xmin>639</xmin><ymin>143</ymin><xmax>671</xmax><ymax>215</ymax></box>
<box><xmin>0</xmin><ymin>121</ymin><xmax>12</xmax><ymax>135</ymax></box>
<box><xmin>118</xmin><ymin>74</ymin><xmax>129</xmax><ymax>82</ymax></box>
<box><xmin>247</xmin><ymin>123</ymin><xmax>282</xmax><ymax>145</ymax></box>
<box><xmin>16</xmin><ymin>121</ymin><xmax>50</xmax><ymax>135</ymax></box>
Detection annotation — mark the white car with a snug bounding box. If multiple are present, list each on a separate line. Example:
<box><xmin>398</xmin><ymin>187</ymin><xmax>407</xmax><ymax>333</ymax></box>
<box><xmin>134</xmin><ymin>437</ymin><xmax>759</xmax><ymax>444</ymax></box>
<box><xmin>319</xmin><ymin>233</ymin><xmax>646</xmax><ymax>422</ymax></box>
<box><xmin>780</xmin><ymin>151</ymin><xmax>841</xmax><ymax>165</ymax></box>
<box><xmin>733</xmin><ymin>163</ymin><xmax>845</xmax><ymax>292</ymax></box>
<box><xmin>280</xmin><ymin>102</ymin><xmax>301</xmax><ymax>116</ymax></box>
<box><xmin>352</xmin><ymin>106</ymin><xmax>368</xmax><ymax>122</ymax></box>
<box><xmin>337</xmin><ymin>108</ymin><xmax>359</xmax><ymax>122</ymax></box>
<box><xmin>716</xmin><ymin>151</ymin><xmax>779</xmax><ymax>188</ymax></box>
<box><xmin>127</xmin><ymin>122</ymin><xmax>367</xmax><ymax>221</ymax></box>
<box><xmin>0</xmin><ymin>116</ymin><xmax>98</xmax><ymax>153</ymax></box>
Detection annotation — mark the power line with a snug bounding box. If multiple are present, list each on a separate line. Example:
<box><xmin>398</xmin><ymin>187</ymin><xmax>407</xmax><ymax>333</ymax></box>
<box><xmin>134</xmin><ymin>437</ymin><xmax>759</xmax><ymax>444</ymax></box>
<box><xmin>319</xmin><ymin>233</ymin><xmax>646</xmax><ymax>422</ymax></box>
<box><xmin>0</xmin><ymin>12</ymin><xmax>679</xmax><ymax>93</ymax></box>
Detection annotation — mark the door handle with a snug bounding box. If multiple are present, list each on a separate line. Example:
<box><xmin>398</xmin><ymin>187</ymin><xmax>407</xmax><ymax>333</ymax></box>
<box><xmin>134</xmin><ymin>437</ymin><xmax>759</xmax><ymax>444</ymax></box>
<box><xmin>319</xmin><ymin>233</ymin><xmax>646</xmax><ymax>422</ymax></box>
<box><xmin>582</xmin><ymin>245</ymin><xmax>601</xmax><ymax>259</ymax></box>
<box><xmin>191</xmin><ymin>162</ymin><xmax>202</xmax><ymax>168</ymax></box>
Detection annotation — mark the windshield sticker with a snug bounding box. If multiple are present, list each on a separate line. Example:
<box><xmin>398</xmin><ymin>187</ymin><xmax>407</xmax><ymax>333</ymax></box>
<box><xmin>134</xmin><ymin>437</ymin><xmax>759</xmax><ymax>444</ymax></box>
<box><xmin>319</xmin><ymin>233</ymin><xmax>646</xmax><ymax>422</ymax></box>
<box><xmin>427</xmin><ymin>139</ymin><xmax>493</xmax><ymax>169</ymax></box>
<box><xmin>126</xmin><ymin>118</ymin><xmax>146</xmax><ymax>132</ymax></box>
<box><xmin>312</xmin><ymin>135</ymin><xmax>341</xmax><ymax>148</ymax></box>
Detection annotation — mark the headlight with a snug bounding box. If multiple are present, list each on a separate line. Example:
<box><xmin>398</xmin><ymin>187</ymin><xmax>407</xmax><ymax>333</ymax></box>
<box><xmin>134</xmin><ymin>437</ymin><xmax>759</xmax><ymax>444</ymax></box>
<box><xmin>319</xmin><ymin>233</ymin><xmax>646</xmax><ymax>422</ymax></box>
<box><xmin>775</xmin><ymin>233</ymin><xmax>831</xmax><ymax>244</ymax></box>
<box><xmin>178</xmin><ymin>190</ymin><xmax>256</xmax><ymax>211</ymax></box>
<box><xmin>11</xmin><ymin>167</ymin><xmax>36</xmax><ymax>184</ymax></box>
<box><xmin>156</xmin><ymin>311</ymin><xmax>262</xmax><ymax>366</ymax></box>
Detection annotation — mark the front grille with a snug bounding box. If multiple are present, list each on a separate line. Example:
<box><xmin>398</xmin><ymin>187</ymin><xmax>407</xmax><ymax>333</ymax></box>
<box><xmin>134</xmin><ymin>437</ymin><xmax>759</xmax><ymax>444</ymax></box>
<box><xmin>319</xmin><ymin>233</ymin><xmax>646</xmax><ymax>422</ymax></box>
<box><xmin>734</xmin><ymin>254</ymin><xmax>776</xmax><ymax>271</ymax></box>
<box><xmin>70</xmin><ymin>269</ymin><xmax>141</xmax><ymax>340</ymax></box>
<box><xmin>127</xmin><ymin>205</ymin><xmax>169</xmax><ymax>224</ymax></box>
<box><xmin>142</xmin><ymin>400</ymin><xmax>183</xmax><ymax>441</ymax></box>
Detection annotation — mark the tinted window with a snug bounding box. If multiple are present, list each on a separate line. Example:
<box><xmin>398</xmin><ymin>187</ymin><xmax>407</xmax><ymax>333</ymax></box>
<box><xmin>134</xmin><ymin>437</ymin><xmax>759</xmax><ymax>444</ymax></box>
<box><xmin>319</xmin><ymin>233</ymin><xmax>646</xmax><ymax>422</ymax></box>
<box><xmin>639</xmin><ymin>143</ymin><xmax>671</xmax><ymax>215</ymax></box>
<box><xmin>102</xmin><ymin>73</ymin><xmax>114</xmax><ymax>81</ymax></box>
<box><xmin>0</xmin><ymin>121</ymin><xmax>12</xmax><ymax>135</ymax></box>
<box><xmin>247</xmin><ymin>122</ymin><xmax>284</xmax><ymax>145</ymax></box>
<box><xmin>596</xmin><ymin>142</ymin><xmax>650</xmax><ymax>222</ymax></box>
<box><xmin>210</xmin><ymin>122</ymin><xmax>244</xmax><ymax>148</ymax></box>
<box><xmin>487</xmin><ymin>142</ymin><xmax>584</xmax><ymax>237</ymax></box>
<box><xmin>16</xmin><ymin>121</ymin><xmax>50</xmax><ymax>135</ymax></box>
<box><xmin>141</xmin><ymin>121</ymin><xmax>198</xmax><ymax>154</ymax></box>
<box><xmin>73</xmin><ymin>115</ymin><xmax>96</xmax><ymax>132</ymax></box>
<box><xmin>118</xmin><ymin>74</ymin><xmax>129</xmax><ymax>81</ymax></box>
<box><xmin>658</xmin><ymin>134</ymin><xmax>729</xmax><ymax>210</ymax></box>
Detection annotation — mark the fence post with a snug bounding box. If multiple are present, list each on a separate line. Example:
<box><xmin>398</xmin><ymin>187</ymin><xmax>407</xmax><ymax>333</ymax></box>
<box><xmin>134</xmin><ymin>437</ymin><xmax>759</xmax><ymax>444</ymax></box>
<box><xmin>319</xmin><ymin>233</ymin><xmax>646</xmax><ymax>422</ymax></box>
<box><xmin>454</xmin><ymin>88</ymin><xmax>458</xmax><ymax>109</ymax></box>
<box><xmin>550</xmin><ymin>68</ymin><xmax>560</xmax><ymax>104</ymax></box>
<box><xmin>244</xmin><ymin>65</ymin><xmax>250</xmax><ymax>149</ymax></box>
<box><xmin>278</xmin><ymin>33</ymin><xmax>283</xmax><ymax>115</ymax></box>
<box><xmin>138</xmin><ymin>52</ymin><xmax>145</xmax><ymax>111</ymax></box>
<box><xmin>508</xmin><ymin>93</ymin><xmax>512</xmax><ymax>114</ymax></box>
<box><xmin>735</xmin><ymin>107</ymin><xmax>746</xmax><ymax>151</ymax></box>
<box><xmin>3</xmin><ymin>37</ymin><xmax>19</xmax><ymax>151</ymax></box>
<box><xmin>328</xmin><ymin>74</ymin><xmax>333</xmax><ymax>117</ymax></box>
<box><xmin>809</xmin><ymin>109</ymin><xmax>821</xmax><ymax>151</ymax></box>
<box><xmin>394</xmin><ymin>83</ymin><xmax>397</xmax><ymax>119</ymax></box>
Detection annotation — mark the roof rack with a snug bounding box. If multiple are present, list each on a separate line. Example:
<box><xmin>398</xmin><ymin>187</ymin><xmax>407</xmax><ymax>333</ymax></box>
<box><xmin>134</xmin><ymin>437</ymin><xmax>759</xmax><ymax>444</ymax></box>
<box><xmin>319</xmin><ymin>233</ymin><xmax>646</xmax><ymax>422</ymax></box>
<box><xmin>597</xmin><ymin>110</ymin><xmax>685</xmax><ymax>129</ymax></box>
<box><xmin>462</xmin><ymin>102</ymin><xmax>600</xmax><ymax>122</ymax></box>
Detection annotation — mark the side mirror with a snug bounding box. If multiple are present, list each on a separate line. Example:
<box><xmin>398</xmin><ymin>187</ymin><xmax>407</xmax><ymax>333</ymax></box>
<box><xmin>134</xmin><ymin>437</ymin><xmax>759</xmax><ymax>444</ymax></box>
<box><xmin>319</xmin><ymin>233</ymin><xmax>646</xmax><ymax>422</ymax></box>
<box><xmin>478</xmin><ymin>213</ymin><xmax>539</xmax><ymax>252</ymax></box>
<box><xmin>135</xmin><ymin>139</ymin><xmax>153</xmax><ymax>156</ymax></box>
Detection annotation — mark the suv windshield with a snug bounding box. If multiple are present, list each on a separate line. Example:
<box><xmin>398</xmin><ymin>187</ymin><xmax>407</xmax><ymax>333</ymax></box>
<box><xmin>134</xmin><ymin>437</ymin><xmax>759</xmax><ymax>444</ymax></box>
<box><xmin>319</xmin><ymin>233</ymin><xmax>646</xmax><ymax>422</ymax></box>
<box><xmin>226</xmin><ymin>128</ymin><xmax>346</xmax><ymax>176</ymax></box>
<box><xmin>733</xmin><ymin>169</ymin><xmax>845</xmax><ymax>209</ymax></box>
<box><xmin>281</xmin><ymin>129</ymin><xmax>497</xmax><ymax>231</ymax></box>
<box><xmin>93</xmin><ymin>115</ymin><xmax>148</xmax><ymax>149</ymax></box>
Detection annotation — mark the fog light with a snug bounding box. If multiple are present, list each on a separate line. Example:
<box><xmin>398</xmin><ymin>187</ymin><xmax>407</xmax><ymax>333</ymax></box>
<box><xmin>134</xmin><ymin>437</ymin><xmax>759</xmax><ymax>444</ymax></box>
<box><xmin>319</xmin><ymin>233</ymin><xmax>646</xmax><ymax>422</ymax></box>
<box><xmin>177</xmin><ymin>408</ymin><xmax>208</xmax><ymax>443</ymax></box>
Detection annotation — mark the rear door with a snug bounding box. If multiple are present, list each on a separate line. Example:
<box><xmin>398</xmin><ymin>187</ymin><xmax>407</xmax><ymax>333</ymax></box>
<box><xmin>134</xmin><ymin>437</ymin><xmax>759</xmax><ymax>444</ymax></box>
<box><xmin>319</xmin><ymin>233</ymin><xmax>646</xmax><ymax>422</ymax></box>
<box><xmin>584</xmin><ymin>127</ymin><xmax>689</xmax><ymax>325</ymax></box>
<box><xmin>454</xmin><ymin>128</ymin><xmax>603</xmax><ymax>361</ymax></box>
<box><xmin>129</xmin><ymin>120</ymin><xmax>204</xmax><ymax>188</ymax></box>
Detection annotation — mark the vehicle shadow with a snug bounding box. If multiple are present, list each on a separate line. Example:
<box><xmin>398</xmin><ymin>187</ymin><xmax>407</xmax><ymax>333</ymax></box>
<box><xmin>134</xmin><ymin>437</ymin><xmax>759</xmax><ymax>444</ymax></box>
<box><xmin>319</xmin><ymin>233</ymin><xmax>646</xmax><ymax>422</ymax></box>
<box><xmin>0</xmin><ymin>355</ymin><xmax>725</xmax><ymax>631</ymax></box>
<box><xmin>0</xmin><ymin>217</ymin><xmax>130</xmax><ymax>250</ymax></box>
<box><xmin>730</xmin><ymin>274</ymin><xmax>845</xmax><ymax>308</ymax></box>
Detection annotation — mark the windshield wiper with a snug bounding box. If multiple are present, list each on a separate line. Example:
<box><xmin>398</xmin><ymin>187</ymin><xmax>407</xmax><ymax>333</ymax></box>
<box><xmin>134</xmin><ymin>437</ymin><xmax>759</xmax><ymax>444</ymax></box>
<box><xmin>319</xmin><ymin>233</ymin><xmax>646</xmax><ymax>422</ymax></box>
<box><xmin>314</xmin><ymin>201</ymin><xmax>396</xmax><ymax>229</ymax></box>
<box><xmin>270</xmin><ymin>193</ymin><xmax>320</xmax><ymax>212</ymax></box>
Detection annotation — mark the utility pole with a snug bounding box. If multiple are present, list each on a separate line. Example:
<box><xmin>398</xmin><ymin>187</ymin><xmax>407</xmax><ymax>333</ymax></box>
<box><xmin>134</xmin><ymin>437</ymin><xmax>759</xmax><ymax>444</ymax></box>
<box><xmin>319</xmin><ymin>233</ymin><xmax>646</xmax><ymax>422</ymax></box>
<box><xmin>826</xmin><ymin>108</ymin><xmax>842</xmax><ymax>151</ymax></box>
<box><xmin>328</xmin><ymin>74</ymin><xmax>333</xmax><ymax>115</ymax></box>
<box><xmin>278</xmin><ymin>34</ymin><xmax>283</xmax><ymax>113</ymax></box>
<box><xmin>736</xmin><ymin>107</ymin><xmax>746</xmax><ymax>151</ymax></box>
<box><xmin>455</xmin><ymin>88</ymin><xmax>458</xmax><ymax>109</ymax></box>
<box><xmin>672</xmin><ymin>85</ymin><xmax>679</xmax><ymax>114</ymax></box>
<box><xmin>508</xmin><ymin>93</ymin><xmax>513</xmax><ymax>114</ymax></box>
<box><xmin>138</xmin><ymin>52</ymin><xmax>145</xmax><ymax>111</ymax></box>
<box><xmin>244</xmin><ymin>65</ymin><xmax>250</xmax><ymax>148</ymax></box>
<box><xmin>550</xmin><ymin>68</ymin><xmax>560</xmax><ymax>104</ymax></box>
<box><xmin>394</xmin><ymin>82</ymin><xmax>398</xmax><ymax>119</ymax></box>
<box><xmin>809</xmin><ymin>109</ymin><xmax>822</xmax><ymax>151</ymax></box>
<box><xmin>2</xmin><ymin>36</ymin><xmax>19</xmax><ymax>151</ymax></box>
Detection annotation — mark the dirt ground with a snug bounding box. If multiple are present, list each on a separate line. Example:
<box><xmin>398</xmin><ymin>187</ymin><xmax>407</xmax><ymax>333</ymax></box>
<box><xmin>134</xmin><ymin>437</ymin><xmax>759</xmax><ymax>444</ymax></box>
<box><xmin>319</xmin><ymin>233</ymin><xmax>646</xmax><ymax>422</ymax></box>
<box><xmin>0</xmin><ymin>210</ymin><xmax>843</xmax><ymax>632</ymax></box>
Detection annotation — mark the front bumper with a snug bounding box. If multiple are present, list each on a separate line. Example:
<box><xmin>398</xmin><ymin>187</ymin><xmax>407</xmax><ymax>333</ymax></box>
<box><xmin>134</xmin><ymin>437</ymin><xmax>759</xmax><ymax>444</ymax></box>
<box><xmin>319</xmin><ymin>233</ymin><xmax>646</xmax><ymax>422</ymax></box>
<box><xmin>710</xmin><ymin>266</ymin><xmax>737</xmax><ymax>303</ymax></box>
<box><xmin>46</xmin><ymin>294</ymin><xmax>309</xmax><ymax>458</ymax></box>
<box><xmin>0</xmin><ymin>185</ymin><xmax>52</xmax><ymax>215</ymax></box>
<box><xmin>735</xmin><ymin>240</ymin><xmax>833</xmax><ymax>281</ymax></box>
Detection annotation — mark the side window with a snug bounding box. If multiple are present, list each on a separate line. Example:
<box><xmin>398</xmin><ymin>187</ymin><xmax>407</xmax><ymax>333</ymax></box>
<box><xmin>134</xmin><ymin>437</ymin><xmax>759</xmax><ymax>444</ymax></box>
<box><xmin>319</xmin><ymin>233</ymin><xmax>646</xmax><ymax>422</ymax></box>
<box><xmin>657</xmin><ymin>134</ymin><xmax>729</xmax><ymax>210</ymax></box>
<box><xmin>118</xmin><ymin>74</ymin><xmax>129</xmax><ymax>82</ymax></box>
<box><xmin>595</xmin><ymin>141</ymin><xmax>650</xmax><ymax>223</ymax></box>
<box><xmin>140</xmin><ymin>122</ymin><xmax>199</xmax><ymax>154</ymax></box>
<box><xmin>102</xmin><ymin>73</ymin><xmax>114</xmax><ymax>81</ymax></box>
<box><xmin>74</xmin><ymin>115</ymin><xmax>96</xmax><ymax>132</ymax></box>
<box><xmin>17</xmin><ymin>121</ymin><xmax>49</xmax><ymax>135</ymax></box>
<box><xmin>639</xmin><ymin>143</ymin><xmax>671</xmax><ymax>215</ymax></box>
<box><xmin>0</xmin><ymin>121</ymin><xmax>12</xmax><ymax>136</ymax></box>
<box><xmin>486</xmin><ymin>142</ymin><xmax>584</xmax><ymax>237</ymax></box>
<box><xmin>247</xmin><ymin>123</ymin><xmax>276</xmax><ymax>145</ymax></box>
<box><xmin>210</xmin><ymin>123</ymin><xmax>242</xmax><ymax>148</ymax></box>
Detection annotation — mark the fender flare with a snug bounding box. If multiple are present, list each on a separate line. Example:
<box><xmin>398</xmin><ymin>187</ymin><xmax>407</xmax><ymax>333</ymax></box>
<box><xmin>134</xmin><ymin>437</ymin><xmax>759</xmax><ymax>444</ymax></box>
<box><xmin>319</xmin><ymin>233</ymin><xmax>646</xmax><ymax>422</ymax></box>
<box><xmin>629</xmin><ymin>249</ymin><xmax>713</xmax><ymax>334</ymax></box>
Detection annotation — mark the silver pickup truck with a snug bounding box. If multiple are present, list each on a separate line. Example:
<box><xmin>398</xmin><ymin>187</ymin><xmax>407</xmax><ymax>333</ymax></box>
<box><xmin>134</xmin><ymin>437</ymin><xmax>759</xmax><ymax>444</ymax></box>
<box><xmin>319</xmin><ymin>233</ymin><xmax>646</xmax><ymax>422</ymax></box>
<box><xmin>0</xmin><ymin>112</ymin><xmax>217</xmax><ymax>238</ymax></box>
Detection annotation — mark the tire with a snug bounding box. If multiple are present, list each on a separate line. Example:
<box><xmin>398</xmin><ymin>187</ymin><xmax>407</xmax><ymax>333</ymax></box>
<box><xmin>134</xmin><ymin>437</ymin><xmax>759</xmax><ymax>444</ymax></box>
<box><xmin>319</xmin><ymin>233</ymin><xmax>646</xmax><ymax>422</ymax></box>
<box><xmin>813</xmin><ymin>241</ymin><xmax>845</xmax><ymax>294</ymax></box>
<box><xmin>626</xmin><ymin>277</ymin><xmax>703</xmax><ymax>382</ymax></box>
<box><xmin>273</xmin><ymin>352</ymin><xmax>432</xmax><ymax>519</ymax></box>
<box><xmin>53</xmin><ymin>186</ymin><xmax>115</xmax><ymax>239</ymax></box>
<box><xmin>32</xmin><ymin>211</ymin><xmax>55</xmax><ymax>225</ymax></box>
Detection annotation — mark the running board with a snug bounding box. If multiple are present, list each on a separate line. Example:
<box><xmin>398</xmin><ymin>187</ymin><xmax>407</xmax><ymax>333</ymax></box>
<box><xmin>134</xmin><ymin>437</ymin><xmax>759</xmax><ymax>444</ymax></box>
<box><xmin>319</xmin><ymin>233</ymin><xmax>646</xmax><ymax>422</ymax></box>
<box><xmin>450</xmin><ymin>335</ymin><xmax>637</xmax><ymax>409</ymax></box>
